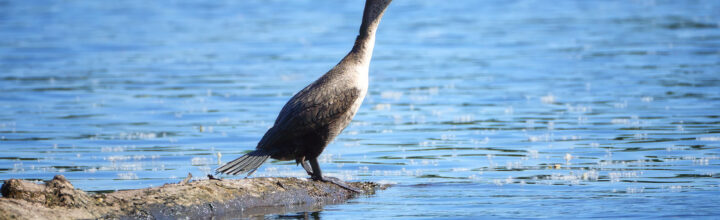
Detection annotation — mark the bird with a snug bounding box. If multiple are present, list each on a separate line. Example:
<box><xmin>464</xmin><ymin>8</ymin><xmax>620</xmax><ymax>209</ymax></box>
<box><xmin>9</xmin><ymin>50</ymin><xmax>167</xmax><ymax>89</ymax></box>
<box><xmin>216</xmin><ymin>0</ymin><xmax>392</xmax><ymax>188</ymax></box>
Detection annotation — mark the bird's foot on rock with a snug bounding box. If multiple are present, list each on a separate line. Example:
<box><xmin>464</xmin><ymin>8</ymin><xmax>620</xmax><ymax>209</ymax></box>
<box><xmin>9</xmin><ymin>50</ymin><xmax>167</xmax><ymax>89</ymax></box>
<box><xmin>311</xmin><ymin>176</ymin><xmax>363</xmax><ymax>193</ymax></box>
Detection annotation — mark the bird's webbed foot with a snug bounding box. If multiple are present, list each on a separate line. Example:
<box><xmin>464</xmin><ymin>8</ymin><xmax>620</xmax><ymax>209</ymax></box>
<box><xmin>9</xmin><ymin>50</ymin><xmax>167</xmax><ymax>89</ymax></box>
<box><xmin>311</xmin><ymin>175</ymin><xmax>363</xmax><ymax>193</ymax></box>
<box><xmin>306</xmin><ymin>157</ymin><xmax>362</xmax><ymax>193</ymax></box>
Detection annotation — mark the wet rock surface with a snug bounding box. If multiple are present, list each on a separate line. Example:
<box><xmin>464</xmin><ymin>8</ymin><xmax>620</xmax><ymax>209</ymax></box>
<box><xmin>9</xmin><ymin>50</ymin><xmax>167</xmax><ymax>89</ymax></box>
<box><xmin>0</xmin><ymin>175</ymin><xmax>386</xmax><ymax>219</ymax></box>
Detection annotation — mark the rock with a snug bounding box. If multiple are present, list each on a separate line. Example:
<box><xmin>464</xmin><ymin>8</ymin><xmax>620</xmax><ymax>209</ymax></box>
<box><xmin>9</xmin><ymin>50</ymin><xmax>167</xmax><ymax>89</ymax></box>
<box><xmin>0</xmin><ymin>175</ymin><xmax>387</xmax><ymax>219</ymax></box>
<box><xmin>1</xmin><ymin>179</ymin><xmax>46</xmax><ymax>204</ymax></box>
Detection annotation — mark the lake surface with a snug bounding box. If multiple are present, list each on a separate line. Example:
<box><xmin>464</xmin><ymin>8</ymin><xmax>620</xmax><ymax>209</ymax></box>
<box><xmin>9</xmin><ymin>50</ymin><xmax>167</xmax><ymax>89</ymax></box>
<box><xmin>2</xmin><ymin>0</ymin><xmax>720</xmax><ymax>218</ymax></box>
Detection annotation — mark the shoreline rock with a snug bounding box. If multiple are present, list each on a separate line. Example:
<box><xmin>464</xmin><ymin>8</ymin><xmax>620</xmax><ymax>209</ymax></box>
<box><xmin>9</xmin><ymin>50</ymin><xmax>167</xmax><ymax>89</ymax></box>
<box><xmin>0</xmin><ymin>175</ymin><xmax>386</xmax><ymax>219</ymax></box>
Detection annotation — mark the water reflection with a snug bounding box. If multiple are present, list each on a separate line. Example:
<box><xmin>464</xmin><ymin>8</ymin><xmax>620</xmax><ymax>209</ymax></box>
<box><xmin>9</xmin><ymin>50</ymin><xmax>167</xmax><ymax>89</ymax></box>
<box><xmin>274</xmin><ymin>212</ymin><xmax>321</xmax><ymax>220</ymax></box>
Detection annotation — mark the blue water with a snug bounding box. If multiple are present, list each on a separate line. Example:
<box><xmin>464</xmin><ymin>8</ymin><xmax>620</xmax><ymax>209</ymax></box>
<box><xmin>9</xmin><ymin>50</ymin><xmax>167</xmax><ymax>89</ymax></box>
<box><xmin>2</xmin><ymin>0</ymin><xmax>720</xmax><ymax>218</ymax></box>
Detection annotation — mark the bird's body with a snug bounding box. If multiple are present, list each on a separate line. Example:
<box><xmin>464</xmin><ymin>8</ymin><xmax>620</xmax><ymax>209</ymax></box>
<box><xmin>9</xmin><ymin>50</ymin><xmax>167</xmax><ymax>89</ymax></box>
<box><xmin>217</xmin><ymin>0</ymin><xmax>392</xmax><ymax>182</ymax></box>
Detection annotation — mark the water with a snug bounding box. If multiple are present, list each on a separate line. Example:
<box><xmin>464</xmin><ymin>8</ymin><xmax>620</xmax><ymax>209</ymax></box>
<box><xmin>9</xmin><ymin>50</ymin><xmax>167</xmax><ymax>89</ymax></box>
<box><xmin>1</xmin><ymin>0</ymin><xmax>719</xmax><ymax>218</ymax></box>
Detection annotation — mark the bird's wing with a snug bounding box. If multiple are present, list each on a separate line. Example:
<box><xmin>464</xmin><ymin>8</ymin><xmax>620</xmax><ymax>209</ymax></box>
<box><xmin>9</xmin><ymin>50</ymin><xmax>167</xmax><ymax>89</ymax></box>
<box><xmin>257</xmin><ymin>84</ymin><xmax>360</xmax><ymax>148</ymax></box>
<box><xmin>286</xmin><ymin>86</ymin><xmax>360</xmax><ymax>127</ymax></box>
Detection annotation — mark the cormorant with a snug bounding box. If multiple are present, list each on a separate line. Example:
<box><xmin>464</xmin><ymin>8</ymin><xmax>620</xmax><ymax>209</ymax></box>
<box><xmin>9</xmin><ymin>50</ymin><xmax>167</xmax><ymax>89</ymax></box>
<box><xmin>216</xmin><ymin>0</ymin><xmax>392</xmax><ymax>188</ymax></box>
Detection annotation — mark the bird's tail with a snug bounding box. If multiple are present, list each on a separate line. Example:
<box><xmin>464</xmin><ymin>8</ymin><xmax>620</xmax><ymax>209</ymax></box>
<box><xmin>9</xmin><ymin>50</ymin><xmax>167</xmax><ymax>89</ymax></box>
<box><xmin>216</xmin><ymin>150</ymin><xmax>271</xmax><ymax>176</ymax></box>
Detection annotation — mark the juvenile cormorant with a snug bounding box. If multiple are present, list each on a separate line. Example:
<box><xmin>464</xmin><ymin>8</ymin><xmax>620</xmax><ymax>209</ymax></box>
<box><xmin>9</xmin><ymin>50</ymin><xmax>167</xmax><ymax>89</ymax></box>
<box><xmin>216</xmin><ymin>0</ymin><xmax>392</xmax><ymax>187</ymax></box>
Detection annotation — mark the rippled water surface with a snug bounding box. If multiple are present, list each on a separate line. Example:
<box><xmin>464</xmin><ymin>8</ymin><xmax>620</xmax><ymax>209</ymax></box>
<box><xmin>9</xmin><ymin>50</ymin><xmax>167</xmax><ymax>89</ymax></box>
<box><xmin>2</xmin><ymin>0</ymin><xmax>720</xmax><ymax>218</ymax></box>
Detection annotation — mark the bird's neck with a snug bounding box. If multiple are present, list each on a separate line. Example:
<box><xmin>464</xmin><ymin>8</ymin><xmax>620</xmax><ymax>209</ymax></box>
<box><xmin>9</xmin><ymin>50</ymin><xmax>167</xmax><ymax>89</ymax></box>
<box><xmin>346</xmin><ymin>0</ymin><xmax>391</xmax><ymax>67</ymax></box>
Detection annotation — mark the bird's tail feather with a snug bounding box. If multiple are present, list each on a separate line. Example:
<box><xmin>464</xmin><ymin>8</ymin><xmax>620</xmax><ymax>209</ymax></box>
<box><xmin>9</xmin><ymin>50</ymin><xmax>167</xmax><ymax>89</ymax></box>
<box><xmin>216</xmin><ymin>150</ymin><xmax>271</xmax><ymax>176</ymax></box>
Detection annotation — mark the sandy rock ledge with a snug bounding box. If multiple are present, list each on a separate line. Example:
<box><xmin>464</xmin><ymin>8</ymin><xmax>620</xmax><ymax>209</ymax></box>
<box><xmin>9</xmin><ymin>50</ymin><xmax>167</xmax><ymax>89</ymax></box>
<box><xmin>0</xmin><ymin>175</ymin><xmax>386</xmax><ymax>219</ymax></box>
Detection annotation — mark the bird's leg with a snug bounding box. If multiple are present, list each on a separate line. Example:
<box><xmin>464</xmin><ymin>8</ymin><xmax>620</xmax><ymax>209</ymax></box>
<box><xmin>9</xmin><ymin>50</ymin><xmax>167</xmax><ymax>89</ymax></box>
<box><xmin>308</xmin><ymin>157</ymin><xmax>362</xmax><ymax>193</ymax></box>
<box><xmin>299</xmin><ymin>157</ymin><xmax>314</xmax><ymax>176</ymax></box>
<box><xmin>308</xmin><ymin>157</ymin><xmax>323</xmax><ymax>181</ymax></box>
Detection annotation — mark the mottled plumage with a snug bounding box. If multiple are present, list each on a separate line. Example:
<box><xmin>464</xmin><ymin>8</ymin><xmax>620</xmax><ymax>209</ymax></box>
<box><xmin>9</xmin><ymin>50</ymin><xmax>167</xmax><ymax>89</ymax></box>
<box><xmin>217</xmin><ymin>0</ymin><xmax>392</xmax><ymax>182</ymax></box>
